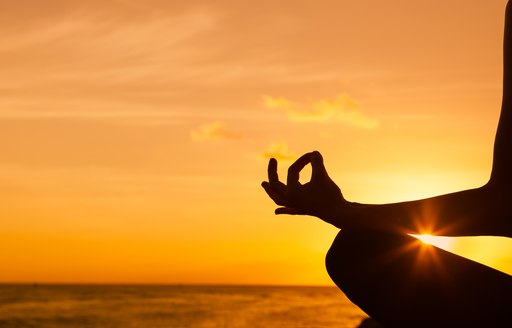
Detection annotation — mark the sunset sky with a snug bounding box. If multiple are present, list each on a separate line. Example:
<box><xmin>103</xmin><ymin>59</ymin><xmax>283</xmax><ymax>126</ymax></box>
<box><xmin>1</xmin><ymin>0</ymin><xmax>511</xmax><ymax>285</ymax></box>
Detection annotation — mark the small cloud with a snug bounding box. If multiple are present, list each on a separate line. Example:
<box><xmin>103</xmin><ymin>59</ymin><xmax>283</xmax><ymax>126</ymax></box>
<box><xmin>262</xmin><ymin>95</ymin><xmax>293</xmax><ymax>110</ymax></box>
<box><xmin>190</xmin><ymin>121</ymin><xmax>241</xmax><ymax>142</ymax></box>
<box><xmin>262</xmin><ymin>93</ymin><xmax>379</xmax><ymax>129</ymax></box>
<box><xmin>261</xmin><ymin>141</ymin><xmax>296</xmax><ymax>162</ymax></box>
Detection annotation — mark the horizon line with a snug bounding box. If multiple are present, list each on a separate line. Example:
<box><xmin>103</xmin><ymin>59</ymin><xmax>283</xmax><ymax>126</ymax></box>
<box><xmin>0</xmin><ymin>282</ymin><xmax>336</xmax><ymax>288</ymax></box>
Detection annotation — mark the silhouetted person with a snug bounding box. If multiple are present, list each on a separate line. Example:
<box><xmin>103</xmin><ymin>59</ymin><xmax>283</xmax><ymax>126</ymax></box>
<box><xmin>262</xmin><ymin>2</ymin><xmax>512</xmax><ymax>327</ymax></box>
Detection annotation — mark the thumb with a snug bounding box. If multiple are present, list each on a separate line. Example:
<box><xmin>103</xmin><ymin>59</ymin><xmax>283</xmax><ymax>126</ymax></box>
<box><xmin>311</xmin><ymin>151</ymin><xmax>329</xmax><ymax>181</ymax></box>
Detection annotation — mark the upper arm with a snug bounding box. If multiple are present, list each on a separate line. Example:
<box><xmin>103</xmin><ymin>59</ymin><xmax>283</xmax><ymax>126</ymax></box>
<box><xmin>490</xmin><ymin>1</ymin><xmax>512</xmax><ymax>186</ymax></box>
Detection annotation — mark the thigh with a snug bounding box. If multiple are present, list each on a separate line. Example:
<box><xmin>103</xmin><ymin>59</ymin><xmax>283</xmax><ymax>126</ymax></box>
<box><xmin>326</xmin><ymin>230</ymin><xmax>512</xmax><ymax>328</ymax></box>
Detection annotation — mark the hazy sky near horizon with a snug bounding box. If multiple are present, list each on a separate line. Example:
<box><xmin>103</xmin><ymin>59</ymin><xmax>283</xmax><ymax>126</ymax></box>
<box><xmin>1</xmin><ymin>0</ymin><xmax>511</xmax><ymax>284</ymax></box>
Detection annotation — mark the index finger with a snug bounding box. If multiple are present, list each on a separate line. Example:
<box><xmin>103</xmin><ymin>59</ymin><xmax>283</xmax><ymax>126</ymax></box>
<box><xmin>287</xmin><ymin>152</ymin><xmax>313</xmax><ymax>187</ymax></box>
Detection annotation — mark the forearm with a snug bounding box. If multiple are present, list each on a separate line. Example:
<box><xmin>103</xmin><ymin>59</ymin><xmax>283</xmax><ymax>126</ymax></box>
<box><xmin>332</xmin><ymin>185</ymin><xmax>510</xmax><ymax>237</ymax></box>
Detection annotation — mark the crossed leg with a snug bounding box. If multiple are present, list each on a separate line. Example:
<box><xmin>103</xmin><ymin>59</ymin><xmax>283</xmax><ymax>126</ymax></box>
<box><xmin>326</xmin><ymin>230</ymin><xmax>512</xmax><ymax>327</ymax></box>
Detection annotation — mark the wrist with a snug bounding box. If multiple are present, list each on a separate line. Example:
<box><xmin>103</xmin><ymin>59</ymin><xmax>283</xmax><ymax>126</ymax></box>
<box><xmin>322</xmin><ymin>199</ymin><xmax>355</xmax><ymax>228</ymax></box>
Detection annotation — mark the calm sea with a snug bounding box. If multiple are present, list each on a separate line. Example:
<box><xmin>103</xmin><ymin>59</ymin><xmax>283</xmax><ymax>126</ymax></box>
<box><xmin>0</xmin><ymin>284</ymin><xmax>371</xmax><ymax>328</ymax></box>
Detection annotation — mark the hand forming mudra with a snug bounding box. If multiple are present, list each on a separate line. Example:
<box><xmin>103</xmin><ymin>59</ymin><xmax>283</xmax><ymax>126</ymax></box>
<box><xmin>261</xmin><ymin>151</ymin><xmax>347</xmax><ymax>226</ymax></box>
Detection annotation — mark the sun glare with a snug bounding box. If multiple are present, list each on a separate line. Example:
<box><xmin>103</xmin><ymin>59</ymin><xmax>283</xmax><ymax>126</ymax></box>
<box><xmin>411</xmin><ymin>234</ymin><xmax>454</xmax><ymax>251</ymax></box>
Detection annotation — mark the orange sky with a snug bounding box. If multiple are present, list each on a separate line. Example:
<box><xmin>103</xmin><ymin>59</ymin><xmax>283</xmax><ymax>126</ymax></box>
<box><xmin>1</xmin><ymin>0</ymin><xmax>511</xmax><ymax>285</ymax></box>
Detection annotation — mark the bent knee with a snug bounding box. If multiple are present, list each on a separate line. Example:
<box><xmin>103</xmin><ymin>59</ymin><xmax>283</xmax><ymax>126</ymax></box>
<box><xmin>325</xmin><ymin>231</ymin><xmax>343</xmax><ymax>280</ymax></box>
<box><xmin>325</xmin><ymin>230</ymin><xmax>358</xmax><ymax>290</ymax></box>
<box><xmin>325</xmin><ymin>230</ymin><xmax>396</xmax><ymax>297</ymax></box>
<box><xmin>325</xmin><ymin>230</ymin><xmax>368</xmax><ymax>272</ymax></box>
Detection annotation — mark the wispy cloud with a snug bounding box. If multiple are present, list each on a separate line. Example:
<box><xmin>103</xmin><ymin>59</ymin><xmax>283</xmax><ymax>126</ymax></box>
<box><xmin>190</xmin><ymin>121</ymin><xmax>242</xmax><ymax>142</ymax></box>
<box><xmin>263</xmin><ymin>96</ymin><xmax>293</xmax><ymax>110</ymax></box>
<box><xmin>263</xmin><ymin>93</ymin><xmax>379</xmax><ymax>128</ymax></box>
<box><xmin>261</xmin><ymin>141</ymin><xmax>296</xmax><ymax>162</ymax></box>
<box><xmin>0</xmin><ymin>4</ymin><xmax>223</xmax><ymax>120</ymax></box>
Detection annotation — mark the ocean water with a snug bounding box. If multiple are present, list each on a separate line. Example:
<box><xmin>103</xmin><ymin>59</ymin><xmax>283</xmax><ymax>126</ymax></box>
<box><xmin>0</xmin><ymin>285</ymin><xmax>370</xmax><ymax>328</ymax></box>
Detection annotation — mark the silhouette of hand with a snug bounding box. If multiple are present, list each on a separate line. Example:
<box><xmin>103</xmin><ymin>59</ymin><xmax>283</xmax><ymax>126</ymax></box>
<box><xmin>261</xmin><ymin>151</ymin><xmax>346</xmax><ymax>224</ymax></box>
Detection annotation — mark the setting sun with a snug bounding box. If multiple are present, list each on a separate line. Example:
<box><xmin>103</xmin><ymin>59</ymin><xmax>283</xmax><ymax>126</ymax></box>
<box><xmin>412</xmin><ymin>234</ymin><xmax>454</xmax><ymax>251</ymax></box>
